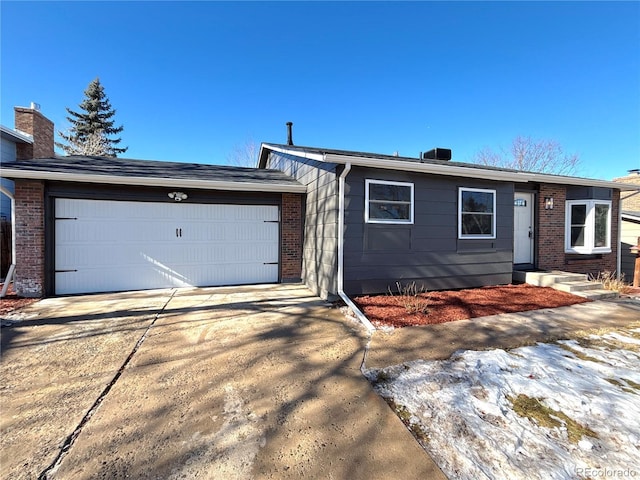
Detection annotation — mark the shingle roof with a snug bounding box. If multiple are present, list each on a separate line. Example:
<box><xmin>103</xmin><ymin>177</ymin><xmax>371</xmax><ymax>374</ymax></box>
<box><xmin>259</xmin><ymin>143</ymin><xmax>640</xmax><ymax>191</ymax></box>
<box><xmin>260</xmin><ymin>143</ymin><xmax>567</xmax><ymax>175</ymax></box>
<box><xmin>1</xmin><ymin>155</ymin><xmax>305</xmax><ymax>193</ymax></box>
<box><xmin>622</xmin><ymin>211</ymin><xmax>640</xmax><ymax>221</ymax></box>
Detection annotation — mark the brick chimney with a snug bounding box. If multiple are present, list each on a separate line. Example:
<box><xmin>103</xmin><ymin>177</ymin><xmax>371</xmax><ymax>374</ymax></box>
<box><xmin>14</xmin><ymin>104</ymin><xmax>54</xmax><ymax>159</ymax></box>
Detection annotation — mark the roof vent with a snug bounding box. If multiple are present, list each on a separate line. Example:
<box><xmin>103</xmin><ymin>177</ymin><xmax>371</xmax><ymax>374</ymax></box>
<box><xmin>286</xmin><ymin>121</ymin><xmax>294</xmax><ymax>146</ymax></box>
<box><xmin>30</xmin><ymin>102</ymin><xmax>41</xmax><ymax>111</ymax></box>
<box><xmin>422</xmin><ymin>148</ymin><xmax>451</xmax><ymax>161</ymax></box>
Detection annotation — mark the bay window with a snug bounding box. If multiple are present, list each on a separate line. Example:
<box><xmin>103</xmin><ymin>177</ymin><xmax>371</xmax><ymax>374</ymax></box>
<box><xmin>565</xmin><ymin>200</ymin><xmax>611</xmax><ymax>254</ymax></box>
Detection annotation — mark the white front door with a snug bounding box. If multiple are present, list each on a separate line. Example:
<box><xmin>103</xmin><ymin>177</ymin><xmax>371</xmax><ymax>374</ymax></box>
<box><xmin>54</xmin><ymin>199</ymin><xmax>280</xmax><ymax>295</ymax></box>
<box><xmin>513</xmin><ymin>192</ymin><xmax>534</xmax><ymax>264</ymax></box>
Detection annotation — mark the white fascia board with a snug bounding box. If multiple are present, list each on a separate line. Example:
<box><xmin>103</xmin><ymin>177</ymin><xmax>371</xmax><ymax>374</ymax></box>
<box><xmin>323</xmin><ymin>154</ymin><xmax>640</xmax><ymax>190</ymax></box>
<box><xmin>324</xmin><ymin>154</ymin><xmax>531</xmax><ymax>183</ymax></box>
<box><xmin>0</xmin><ymin>125</ymin><xmax>33</xmax><ymax>144</ymax></box>
<box><xmin>0</xmin><ymin>169</ymin><xmax>307</xmax><ymax>193</ymax></box>
<box><xmin>622</xmin><ymin>212</ymin><xmax>640</xmax><ymax>222</ymax></box>
<box><xmin>262</xmin><ymin>144</ymin><xmax>326</xmax><ymax>162</ymax></box>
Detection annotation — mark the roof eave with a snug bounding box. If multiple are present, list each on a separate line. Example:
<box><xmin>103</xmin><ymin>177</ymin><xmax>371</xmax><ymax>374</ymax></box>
<box><xmin>326</xmin><ymin>153</ymin><xmax>639</xmax><ymax>191</ymax></box>
<box><xmin>260</xmin><ymin>143</ymin><xmax>326</xmax><ymax>166</ymax></box>
<box><xmin>0</xmin><ymin>125</ymin><xmax>33</xmax><ymax>144</ymax></box>
<box><xmin>0</xmin><ymin>169</ymin><xmax>307</xmax><ymax>194</ymax></box>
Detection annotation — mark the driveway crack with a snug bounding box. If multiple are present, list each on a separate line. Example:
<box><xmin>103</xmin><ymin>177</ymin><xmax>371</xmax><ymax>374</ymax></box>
<box><xmin>38</xmin><ymin>289</ymin><xmax>177</xmax><ymax>480</ymax></box>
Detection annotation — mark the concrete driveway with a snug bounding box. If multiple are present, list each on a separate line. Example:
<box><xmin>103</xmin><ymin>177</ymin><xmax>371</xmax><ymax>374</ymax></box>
<box><xmin>1</xmin><ymin>284</ymin><xmax>445</xmax><ymax>480</ymax></box>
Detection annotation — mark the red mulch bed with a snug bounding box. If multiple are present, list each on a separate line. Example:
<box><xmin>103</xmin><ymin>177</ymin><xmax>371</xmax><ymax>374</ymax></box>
<box><xmin>353</xmin><ymin>284</ymin><xmax>591</xmax><ymax>328</ymax></box>
<box><xmin>0</xmin><ymin>284</ymin><xmax>38</xmax><ymax>316</ymax></box>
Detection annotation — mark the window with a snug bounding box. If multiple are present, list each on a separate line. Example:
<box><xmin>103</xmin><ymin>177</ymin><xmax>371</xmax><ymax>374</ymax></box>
<box><xmin>458</xmin><ymin>188</ymin><xmax>496</xmax><ymax>239</ymax></box>
<box><xmin>565</xmin><ymin>200</ymin><xmax>611</xmax><ymax>254</ymax></box>
<box><xmin>365</xmin><ymin>180</ymin><xmax>414</xmax><ymax>224</ymax></box>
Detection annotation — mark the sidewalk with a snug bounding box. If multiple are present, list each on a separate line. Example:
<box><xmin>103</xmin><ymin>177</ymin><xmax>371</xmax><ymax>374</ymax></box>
<box><xmin>366</xmin><ymin>298</ymin><xmax>640</xmax><ymax>369</ymax></box>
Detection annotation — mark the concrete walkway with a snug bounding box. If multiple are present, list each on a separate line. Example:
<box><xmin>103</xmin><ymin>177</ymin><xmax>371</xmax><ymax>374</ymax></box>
<box><xmin>0</xmin><ymin>284</ymin><xmax>445</xmax><ymax>480</ymax></box>
<box><xmin>366</xmin><ymin>298</ymin><xmax>640</xmax><ymax>369</ymax></box>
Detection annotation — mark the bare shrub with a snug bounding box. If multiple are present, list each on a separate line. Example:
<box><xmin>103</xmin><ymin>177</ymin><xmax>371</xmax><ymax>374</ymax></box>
<box><xmin>589</xmin><ymin>271</ymin><xmax>633</xmax><ymax>294</ymax></box>
<box><xmin>388</xmin><ymin>281</ymin><xmax>431</xmax><ymax>314</ymax></box>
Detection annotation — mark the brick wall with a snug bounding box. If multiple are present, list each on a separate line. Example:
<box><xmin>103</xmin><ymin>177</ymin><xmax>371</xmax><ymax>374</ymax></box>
<box><xmin>281</xmin><ymin>193</ymin><xmax>302</xmax><ymax>282</ymax></box>
<box><xmin>537</xmin><ymin>184</ymin><xmax>618</xmax><ymax>276</ymax></box>
<box><xmin>537</xmin><ymin>184</ymin><xmax>566</xmax><ymax>271</ymax></box>
<box><xmin>14</xmin><ymin>107</ymin><xmax>55</xmax><ymax>159</ymax></box>
<box><xmin>13</xmin><ymin>180</ymin><xmax>45</xmax><ymax>297</ymax></box>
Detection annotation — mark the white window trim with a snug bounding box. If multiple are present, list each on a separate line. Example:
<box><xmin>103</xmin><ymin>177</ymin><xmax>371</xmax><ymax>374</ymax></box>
<box><xmin>458</xmin><ymin>187</ymin><xmax>497</xmax><ymax>239</ymax></box>
<box><xmin>365</xmin><ymin>179</ymin><xmax>414</xmax><ymax>224</ymax></box>
<box><xmin>564</xmin><ymin>200</ymin><xmax>612</xmax><ymax>254</ymax></box>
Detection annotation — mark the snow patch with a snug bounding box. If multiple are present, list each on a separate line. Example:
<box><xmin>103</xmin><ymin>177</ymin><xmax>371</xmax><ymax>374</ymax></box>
<box><xmin>369</xmin><ymin>329</ymin><xmax>640</xmax><ymax>480</ymax></box>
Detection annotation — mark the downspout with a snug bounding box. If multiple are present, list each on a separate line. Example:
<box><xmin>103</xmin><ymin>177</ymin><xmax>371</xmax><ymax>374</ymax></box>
<box><xmin>617</xmin><ymin>200</ymin><xmax>622</xmax><ymax>281</ymax></box>
<box><xmin>337</xmin><ymin>163</ymin><xmax>375</xmax><ymax>333</ymax></box>
<box><xmin>0</xmin><ymin>184</ymin><xmax>16</xmax><ymax>298</ymax></box>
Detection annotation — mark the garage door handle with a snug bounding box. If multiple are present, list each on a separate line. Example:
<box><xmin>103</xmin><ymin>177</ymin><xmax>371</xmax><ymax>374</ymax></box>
<box><xmin>263</xmin><ymin>262</ymin><xmax>278</xmax><ymax>265</ymax></box>
<box><xmin>176</xmin><ymin>228</ymin><xmax>182</xmax><ymax>237</ymax></box>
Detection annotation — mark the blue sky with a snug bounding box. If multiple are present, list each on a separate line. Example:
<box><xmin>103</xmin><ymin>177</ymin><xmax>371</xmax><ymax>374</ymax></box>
<box><xmin>1</xmin><ymin>1</ymin><xmax>639</xmax><ymax>180</ymax></box>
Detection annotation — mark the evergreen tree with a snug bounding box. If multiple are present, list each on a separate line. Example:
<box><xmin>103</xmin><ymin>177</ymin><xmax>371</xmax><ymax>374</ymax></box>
<box><xmin>56</xmin><ymin>77</ymin><xmax>128</xmax><ymax>157</ymax></box>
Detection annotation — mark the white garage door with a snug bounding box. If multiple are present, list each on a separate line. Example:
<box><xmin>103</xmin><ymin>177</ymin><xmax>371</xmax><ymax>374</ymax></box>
<box><xmin>55</xmin><ymin>199</ymin><xmax>279</xmax><ymax>295</ymax></box>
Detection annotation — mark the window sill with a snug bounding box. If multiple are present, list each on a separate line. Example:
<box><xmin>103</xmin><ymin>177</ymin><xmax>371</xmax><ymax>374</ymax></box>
<box><xmin>366</xmin><ymin>220</ymin><xmax>414</xmax><ymax>225</ymax></box>
<box><xmin>564</xmin><ymin>249</ymin><xmax>611</xmax><ymax>255</ymax></box>
<box><xmin>457</xmin><ymin>248</ymin><xmax>498</xmax><ymax>254</ymax></box>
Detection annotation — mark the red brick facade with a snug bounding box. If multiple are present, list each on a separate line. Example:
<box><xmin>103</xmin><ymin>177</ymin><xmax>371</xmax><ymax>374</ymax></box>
<box><xmin>13</xmin><ymin>180</ymin><xmax>45</xmax><ymax>297</ymax></box>
<box><xmin>14</xmin><ymin>107</ymin><xmax>55</xmax><ymax>159</ymax></box>
<box><xmin>281</xmin><ymin>193</ymin><xmax>303</xmax><ymax>281</ymax></box>
<box><xmin>537</xmin><ymin>184</ymin><xmax>618</xmax><ymax>276</ymax></box>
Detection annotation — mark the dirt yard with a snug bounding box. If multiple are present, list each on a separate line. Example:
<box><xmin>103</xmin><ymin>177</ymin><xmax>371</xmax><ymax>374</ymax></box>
<box><xmin>354</xmin><ymin>284</ymin><xmax>591</xmax><ymax>328</ymax></box>
<box><xmin>0</xmin><ymin>284</ymin><xmax>37</xmax><ymax>317</ymax></box>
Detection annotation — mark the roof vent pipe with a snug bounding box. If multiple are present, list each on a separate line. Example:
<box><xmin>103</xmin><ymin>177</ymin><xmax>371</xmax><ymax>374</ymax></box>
<box><xmin>286</xmin><ymin>122</ymin><xmax>294</xmax><ymax>146</ymax></box>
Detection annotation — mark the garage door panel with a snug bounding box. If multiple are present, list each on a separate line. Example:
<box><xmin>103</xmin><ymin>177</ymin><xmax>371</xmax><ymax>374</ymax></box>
<box><xmin>55</xmin><ymin>199</ymin><xmax>280</xmax><ymax>294</ymax></box>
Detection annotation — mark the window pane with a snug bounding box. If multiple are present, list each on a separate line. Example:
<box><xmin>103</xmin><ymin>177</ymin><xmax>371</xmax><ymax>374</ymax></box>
<box><xmin>594</xmin><ymin>204</ymin><xmax>610</xmax><ymax>247</ymax></box>
<box><xmin>462</xmin><ymin>191</ymin><xmax>494</xmax><ymax>213</ymax></box>
<box><xmin>461</xmin><ymin>213</ymin><xmax>493</xmax><ymax>235</ymax></box>
<box><xmin>571</xmin><ymin>226</ymin><xmax>585</xmax><ymax>247</ymax></box>
<box><xmin>369</xmin><ymin>184</ymin><xmax>411</xmax><ymax>202</ymax></box>
<box><xmin>369</xmin><ymin>202</ymin><xmax>410</xmax><ymax>220</ymax></box>
<box><xmin>571</xmin><ymin>204</ymin><xmax>587</xmax><ymax>225</ymax></box>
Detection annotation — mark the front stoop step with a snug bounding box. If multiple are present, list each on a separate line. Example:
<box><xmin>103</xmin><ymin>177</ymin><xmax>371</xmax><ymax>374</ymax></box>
<box><xmin>552</xmin><ymin>281</ymin><xmax>601</xmax><ymax>293</ymax></box>
<box><xmin>513</xmin><ymin>270</ymin><xmax>619</xmax><ymax>300</ymax></box>
<box><xmin>573</xmin><ymin>289</ymin><xmax>619</xmax><ymax>300</ymax></box>
<box><xmin>513</xmin><ymin>270</ymin><xmax>587</xmax><ymax>287</ymax></box>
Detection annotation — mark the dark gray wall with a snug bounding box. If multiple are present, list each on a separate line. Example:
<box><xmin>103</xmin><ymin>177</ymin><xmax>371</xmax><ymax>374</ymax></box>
<box><xmin>621</xmin><ymin>217</ymin><xmax>640</xmax><ymax>282</ymax></box>
<box><xmin>342</xmin><ymin>167</ymin><xmax>515</xmax><ymax>294</ymax></box>
<box><xmin>566</xmin><ymin>186</ymin><xmax>613</xmax><ymax>201</ymax></box>
<box><xmin>266</xmin><ymin>152</ymin><xmax>338</xmax><ymax>299</ymax></box>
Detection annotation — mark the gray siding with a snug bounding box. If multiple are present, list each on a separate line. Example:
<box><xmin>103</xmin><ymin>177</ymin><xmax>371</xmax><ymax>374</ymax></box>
<box><xmin>1</xmin><ymin>137</ymin><xmax>17</xmax><ymax>219</ymax></box>
<box><xmin>343</xmin><ymin>167</ymin><xmax>514</xmax><ymax>294</ymax></box>
<box><xmin>267</xmin><ymin>152</ymin><xmax>338</xmax><ymax>299</ymax></box>
<box><xmin>621</xmin><ymin>217</ymin><xmax>640</xmax><ymax>282</ymax></box>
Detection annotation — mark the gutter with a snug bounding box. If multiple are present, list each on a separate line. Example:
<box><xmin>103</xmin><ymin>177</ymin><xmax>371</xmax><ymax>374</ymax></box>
<box><xmin>336</xmin><ymin>162</ymin><xmax>375</xmax><ymax>333</ymax></box>
<box><xmin>617</xmin><ymin>205</ymin><xmax>622</xmax><ymax>281</ymax></box>
<box><xmin>0</xmin><ymin>169</ymin><xmax>307</xmax><ymax>194</ymax></box>
<box><xmin>325</xmin><ymin>154</ymin><xmax>639</xmax><ymax>190</ymax></box>
<box><xmin>0</xmin><ymin>184</ymin><xmax>16</xmax><ymax>298</ymax></box>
